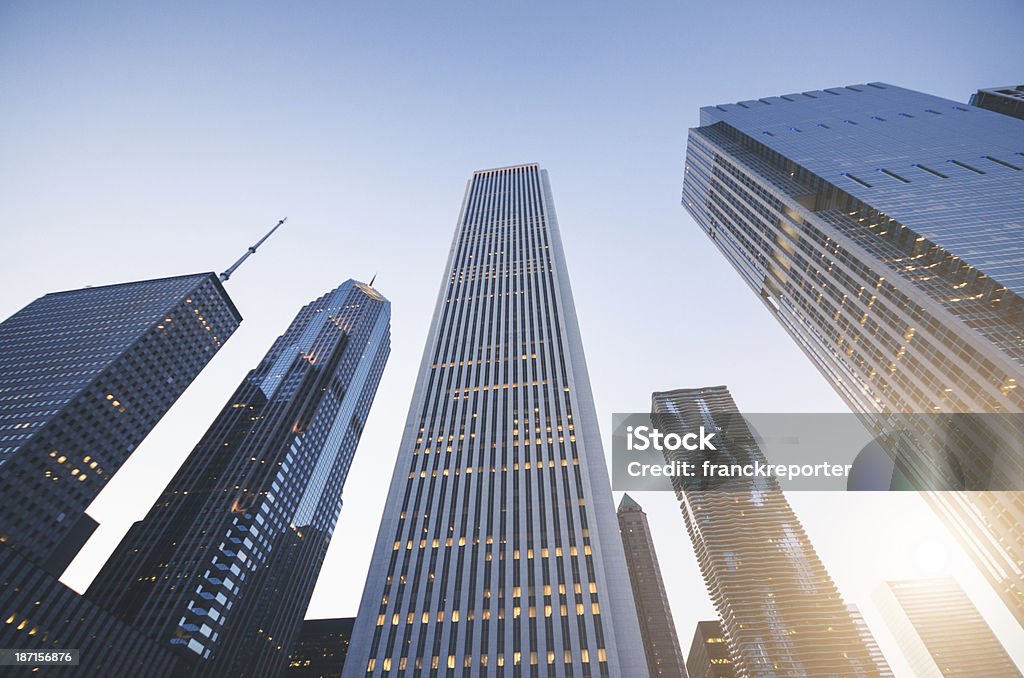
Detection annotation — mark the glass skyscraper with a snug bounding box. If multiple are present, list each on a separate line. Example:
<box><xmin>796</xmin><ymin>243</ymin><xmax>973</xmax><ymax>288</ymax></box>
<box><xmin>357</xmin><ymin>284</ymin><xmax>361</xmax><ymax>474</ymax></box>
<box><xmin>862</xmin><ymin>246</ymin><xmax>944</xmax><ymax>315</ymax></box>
<box><xmin>876</xmin><ymin>577</ymin><xmax>1021</xmax><ymax>676</ymax></box>
<box><xmin>652</xmin><ymin>386</ymin><xmax>882</xmax><ymax>677</ymax></box>
<box><xmin>684</xmin><ymin>620</ymin><xmax>734</xmax><ymax>678</ymax></box>
<box><xmin>87</xmin><ymin>278</ymin><xmax>390</xmax><ymax>677</ymax></box>
<box><xmin>0</xmin><ymin>273</ymin><xmax>241</xmax><ymax>575</ymax></box>
<box><xmin>616</xmin><ymin>494</ymin><xmax>688</xmax><ymax>678</ymax></box>
<box><xmin>0</xmin><ymin>544</ymin><xmax>180</xmax><ymax>675</ymax></box>
<box><xmin>681</xmin><ymin>82</ymin><xmax>1024</xmax><ymax>625</ymax></box>
<box><xmin>285</xmin><ymin>617</ymin><xmax>356</xmax><ymax>678</ymax></box>
<box><xmin>344</xmin><ymin>164</ymin><xmax>646</xmax><ymax>677</ymax></box>
<box><xmin>846</xmin><ymin>605</ymin><xmax>893</xmax><ymax>677</ymax></box>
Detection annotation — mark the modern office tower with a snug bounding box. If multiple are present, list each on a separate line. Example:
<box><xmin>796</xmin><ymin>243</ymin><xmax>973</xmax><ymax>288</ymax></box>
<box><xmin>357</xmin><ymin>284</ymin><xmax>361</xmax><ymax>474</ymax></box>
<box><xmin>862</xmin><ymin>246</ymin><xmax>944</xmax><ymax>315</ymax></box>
<box><xmin>87</xmin><ymin>279</ymin><xmax>390</xmax><ymax>677</ymax></box>
<box><xmin>285</xmin><ymin>617</ymin><xmax>355</xmax><ymax>678</ymax></box>
<box><xmin>684</xmin><ymin>621</ymin><xmax>734</xmax><ymax>678</ymax></box>
<box><xmin>680</xmin><ymin>82</ymin><xmax>1024</xmax><ymax>625</ymax></box>
<box><xmin>970</xmin><ymin>85</ymin><xmax>1024</xmax><ymax>120</ymax></box>
<box><xmin>847</xmin><ymin>604</ymin><xmax>893</xmax><ymax>677</ymax></box>
<box><xmin>876</xmin><ymin>577</ymin><xmax>1021</xmax><ymax>676</ymax></box>
<box><xmin>0</xmin><ymin>273</ymin><xmax>241</xmax><ymax>575</ymax></box>
<box><xmin>616</xmin><ymin>494</ymin><xmax>688</xmax><ymax>678</ymax></box>
<box><xmin>653</xmin><ymin>386</ymin><xmax>882</xmax><ymax>677</ymax></box>
<box><xmin>344</xmin><ymin>164</ymin><xmax>647</xmax><ymax>678</ymax></box>
<box><xmin>0</xmin><ymin>219</ymin><xmax>283</xmax><ymax>577</ymax></box>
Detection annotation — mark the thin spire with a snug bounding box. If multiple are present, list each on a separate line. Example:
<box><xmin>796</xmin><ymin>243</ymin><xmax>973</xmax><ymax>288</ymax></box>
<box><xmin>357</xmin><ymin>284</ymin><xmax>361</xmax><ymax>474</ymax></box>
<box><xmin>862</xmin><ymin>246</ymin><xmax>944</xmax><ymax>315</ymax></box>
<box><xmin>219</xmin><ymin>217</ymin><xmax>287</xmax><ymax>282</ymax></box>
<box><xmin>369</xmin><ymin>272</ymin><xmax>377</xmax><ymax>287</ymax></box>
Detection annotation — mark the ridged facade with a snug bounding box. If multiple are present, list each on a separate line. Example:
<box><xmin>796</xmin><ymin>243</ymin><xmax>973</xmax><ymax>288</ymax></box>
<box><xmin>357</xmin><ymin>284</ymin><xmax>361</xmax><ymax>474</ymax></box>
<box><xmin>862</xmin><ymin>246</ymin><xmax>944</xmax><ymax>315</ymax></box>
<box><xmin>344</xmin><ymin>164</ymin><xmax>646</xmax><ymax>678</ymax></box>
<box><xmin>652</xmin><ymin>386</ymin><xmax>882</xmax><ymax>677</ymax></box>
<box><xmin>680</xmin><ymin>82</ymin><xmax>1024</xmax><ymax>626</ymax></box>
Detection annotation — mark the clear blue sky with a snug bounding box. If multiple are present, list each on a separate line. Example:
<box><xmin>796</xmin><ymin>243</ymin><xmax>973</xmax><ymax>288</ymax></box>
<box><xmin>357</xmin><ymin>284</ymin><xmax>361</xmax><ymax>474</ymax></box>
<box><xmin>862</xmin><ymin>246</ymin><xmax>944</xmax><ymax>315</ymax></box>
<box><xmin>2</xmin><ymin>2</ymin><xmax>1022</xmax><ymax>674</ymax></box>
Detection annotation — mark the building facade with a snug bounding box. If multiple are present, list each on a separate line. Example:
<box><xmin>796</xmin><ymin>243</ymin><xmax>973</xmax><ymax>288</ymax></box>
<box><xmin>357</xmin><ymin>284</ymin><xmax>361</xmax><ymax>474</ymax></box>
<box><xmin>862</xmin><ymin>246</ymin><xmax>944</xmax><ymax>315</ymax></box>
<box><xmin>0</xmin><ymin>543</ymin><xmax>179</xmax><ymax>676</ymax></box>
<box><xmin>876</xmin><ymin>577</ymin><xmax>1021</xmax><ymax>676</ymax></box>
<box><xmin>847</xmin><ymin>604</ymin><xmax>893</xmax><ymax>677</ymax></box>
<box><xmin>653</xmin><ymin>386</ymin><xmax>882</xmax><ymax>677</ymax></box>
<box><xmin>684</xmin><ymin>621</ymin><xmax>734</xmax><ymax>678</ymax></box>
<box><xmin>285</xmin><ymin>617</ymin><xmax>355</xmax><ymax>678</ymax></box>
<box><xmin>970</xmin><ymin>85</ymin><xmax>1024</xmax><ymax>121</ymax></box>
<box><xmin>616</xmin><ymin>494</ymin><xmax>688</xmax><ymax>678</ymax></box>
<box><xmin>680</xmin><ymin>82</ymin><xmax>1024</xmax><ymax>625</ymax></box>
<box><xmin>344</xmin><ymin>164</ymin><xmax>647</xmax><ymax>678</ymax></box>
<box><xmin>87</xmin><ymin>279</ymin><xmax>390</xmax><ymax>677</ymax></box>
<box><xmin>0</xmin><ymin>273</ymin><xmax>241</xmax><ymax>575</ymax></box>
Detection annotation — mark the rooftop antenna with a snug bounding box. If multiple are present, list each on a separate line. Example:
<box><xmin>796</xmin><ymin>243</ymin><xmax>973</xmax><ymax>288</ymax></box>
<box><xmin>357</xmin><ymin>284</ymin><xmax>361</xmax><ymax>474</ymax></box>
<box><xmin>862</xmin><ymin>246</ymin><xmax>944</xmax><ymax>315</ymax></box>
<box><xmin>219</xmin><ymin>217</ymin><xmax>287</xmax><ymax>282</ymax></box>
<box><xmin>369</xmin><ymin>272</ymin><xmax>377</xmax><ymax>287</ymax></box>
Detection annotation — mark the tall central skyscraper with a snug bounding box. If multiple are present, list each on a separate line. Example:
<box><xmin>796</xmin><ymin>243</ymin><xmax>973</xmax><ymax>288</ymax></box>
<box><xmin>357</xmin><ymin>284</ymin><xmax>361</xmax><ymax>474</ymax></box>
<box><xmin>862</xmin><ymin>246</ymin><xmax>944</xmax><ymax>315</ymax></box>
<box><xmin>88</xmin><ymin>279</ymin><xmax>390</xmax><ymax>677</ymax></box>
<box><xmin>345</xmin><ymin>164</ymin><xmax>646</xmax><ymax>677</ymax></box>
<box><xmin>680</xmin><ymin>82</ymin><xmax>1024</xmax><ymax>625</ymax></box>
<box><xmin>653</xmin><ymin>386</ymin><xmax>883</xmax><ymax>677</ymax></box>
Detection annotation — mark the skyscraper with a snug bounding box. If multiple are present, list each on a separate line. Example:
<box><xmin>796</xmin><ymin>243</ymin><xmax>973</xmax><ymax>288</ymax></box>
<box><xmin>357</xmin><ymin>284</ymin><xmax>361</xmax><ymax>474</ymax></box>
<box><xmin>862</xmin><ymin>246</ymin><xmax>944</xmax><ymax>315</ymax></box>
<box><xmin>285</xmin><ymin>617</ymin><xmax>356</xmax><ymax>678</ymax></box>
<box><xmin>684</xmin><ymin>621</ymin><xmax>734</xmax><ymax>678</ymax></box>
<box><xmin>970</xmin><ymin>85</ymin><xmax>1024</xmax><ymax>121</ymax></box>
<box><xmin>0</xmin><ymin>272</ymin><xmax>242</xmax><ymax>575</ymax></box>
<box><xmin>680</xmin><ymin>82</ymin><xmax>1024</xmax><ymax>624</ymax></box>
<box><xmin>616</xmin><ymin>494</ymin><xmax>688</xmax><ymax>678</ymax></box>
<box><xmin>0</xmin><ymin>544</ymin><xmax>181</xmax><ymax>675</ymax></box>
<box><xmin>847</xmin><ymin>604</ymin><xmax>893</xmax><ymax>677</ymax></box>
<box><xmin>344</xmin><ymin>164</ymin><xmax>647</xmax><ymax>677</ymax></box>
<box><xmin>876</xmin><ymin>577</ymin><xmax>1021</xmax><ymax>676</ymax></box>
<box><xmin>653</xmin><ymin>386</ymin><xmax>882</xmax><ymax>677</ymax></box>
<box><xmin>0</xmin><ymin>222</ymin><xmax>283</xmax><ymax>674</ymax></box>
<box><xmin>87</xmin><ymin>278</ymin><xmax>390</xmax><ymax>677</ymax></box>
<box><xmin>0</xmin><ymin>219</ymin><xmax>284</xmax><ymax>578</ymax></box>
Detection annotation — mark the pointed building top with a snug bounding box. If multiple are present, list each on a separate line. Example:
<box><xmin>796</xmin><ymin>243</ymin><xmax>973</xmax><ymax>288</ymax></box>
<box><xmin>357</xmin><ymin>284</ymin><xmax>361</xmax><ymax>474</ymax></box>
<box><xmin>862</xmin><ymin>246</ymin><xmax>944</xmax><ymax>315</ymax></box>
<box><xmin>617</xmin><ymin>493</ymin><xmax>643</xmax><ymax>513</ymax></box>
<box><xmin>219</xmin><ymin>217</ymin><xmax>287</xmax><ymax>283</ymax></box>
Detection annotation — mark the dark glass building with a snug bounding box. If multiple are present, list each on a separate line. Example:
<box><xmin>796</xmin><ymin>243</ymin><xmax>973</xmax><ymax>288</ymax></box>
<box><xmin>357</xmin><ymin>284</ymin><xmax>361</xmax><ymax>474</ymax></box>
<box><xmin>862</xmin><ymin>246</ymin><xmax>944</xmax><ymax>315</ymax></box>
<box><xmin>0</xmin><ymin>273</ymin><xmax>241</xmax><ymax>575</ymax></box>
<box><xmin>684</xmin><ymin>621</ymin><xmax>734</xmax><ymax>678</ymax></box>
<box><xmin>0</xmin><ymin>543</ymin><xmax>180</xmax><ymax>675</ymax></box>
<box><xmin>970</xmin><ymin>85</ymin><xmax>1024</xmax><ymax>121</ymax></box>
<box><xmin>284</xmin><ymin>617</ymin><xmax>355</xmax><ymax>678</ymax></box>
<box><xmin>616</xmin><ymin>494</ymin><xmax>688</xmax><ymax>678</ymax></box>
<box><xmin>344</xmin><ymin>165</ymin><xmax>646</xmax><ymax>677</ymax></box>
<box><xmin>680</xmin><ymin>82</ymin><xmax>1024</xmax><ymax>627</ymax></box>
<box><xmin>653</xmin><ymin>386</ymin><xmax>882</xmax><ymax>676</ymax></box>
<box><xmin>877</xmin><ymin>577</ymin><xmax>1021</xmax><ymax>676</ymax></box>
<box><xmin>87</xmin><ymin>279</ymin><xmax>390</xmax><ymax>677</ymax></box>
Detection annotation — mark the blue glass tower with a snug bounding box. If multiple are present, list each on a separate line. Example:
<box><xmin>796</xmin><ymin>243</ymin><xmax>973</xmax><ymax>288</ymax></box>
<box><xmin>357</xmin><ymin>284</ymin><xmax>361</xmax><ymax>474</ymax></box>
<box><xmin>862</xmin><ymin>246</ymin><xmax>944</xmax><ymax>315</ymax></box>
<box><xmin>0</xmin><ymin>273</ymin><xmax>241</xmax><ymax>575</ymax></box>
<box><xmin>87</xmin><ymin>279</ymin><xmax>390</xmax><ymax>677</ymax></box>
<box><xmin>681</xmin><ymin>83</ymin><xmax>1024</xmax><ymax>625</ymax></box>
